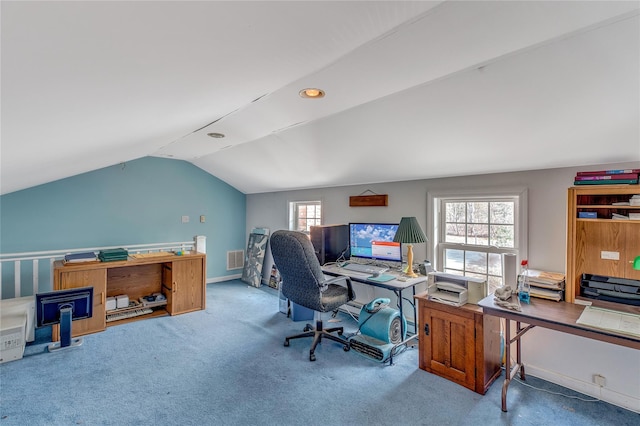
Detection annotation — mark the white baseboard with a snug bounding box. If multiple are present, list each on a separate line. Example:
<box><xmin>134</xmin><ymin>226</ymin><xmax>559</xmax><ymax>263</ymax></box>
<box><xmin>525</xmin><ymin>364</ymin><xmax>640</xmax><ymax>413</ymax></box>
<box><xmin>207</xmin><ymin>274</ymin><xmax>241</xmax><ymax>284</ymax></box>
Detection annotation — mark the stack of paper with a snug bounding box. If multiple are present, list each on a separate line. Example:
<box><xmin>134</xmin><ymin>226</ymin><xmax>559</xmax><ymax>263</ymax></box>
<box><xmin>521</xmin><ymin>268</ymin><xmax>565</xmax><ymax>301</ymax></box>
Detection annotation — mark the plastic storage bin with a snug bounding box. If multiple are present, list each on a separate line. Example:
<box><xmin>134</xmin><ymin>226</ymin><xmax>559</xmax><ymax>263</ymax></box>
<box><xmin>291</xmin><ymin>302</ymin><xmax>314</xmax><ymax>321</ymax></box>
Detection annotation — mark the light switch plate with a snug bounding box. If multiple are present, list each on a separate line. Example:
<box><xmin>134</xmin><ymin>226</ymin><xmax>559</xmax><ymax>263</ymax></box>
<box><xmin>600</xmin><ymin>251</ymin><xmax>619</xmax><ymax>260</ymax></box>
<box><xmin>182</xmin><ymin>215</ymin><xmax>189</xmax><ymax>223</ymax></box>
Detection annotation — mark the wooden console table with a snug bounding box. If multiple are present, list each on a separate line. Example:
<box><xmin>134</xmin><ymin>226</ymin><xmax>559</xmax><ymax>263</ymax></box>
<box><xmin>478</xmin><ymin>295</ymin><xmax>639</xmax><ymax>412</ymax></box>
<box><xmin>52</xmin><ymin>253</ymin><xmax>206</xmax><ymax>341</ymax></box>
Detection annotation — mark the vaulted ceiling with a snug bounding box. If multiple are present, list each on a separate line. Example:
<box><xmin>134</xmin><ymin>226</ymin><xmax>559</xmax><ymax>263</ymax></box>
<box><xmin>2</xmin><ymin>1</ymin><xmax>639</xmax><ymax>195</ymax></box>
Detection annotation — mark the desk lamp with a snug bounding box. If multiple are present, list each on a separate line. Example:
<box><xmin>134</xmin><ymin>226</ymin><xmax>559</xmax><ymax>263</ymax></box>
<box><xmin>393</xmin><ymin>217</ymin><xmax>427</xmax><ymax>278</ymax></box>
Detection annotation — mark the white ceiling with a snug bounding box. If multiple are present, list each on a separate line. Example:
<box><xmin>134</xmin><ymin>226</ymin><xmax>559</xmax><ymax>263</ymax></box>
<box><xmin>2</xmin><ymin>1</ymin><xmax>639</xmax><ymax>195</ymax></box>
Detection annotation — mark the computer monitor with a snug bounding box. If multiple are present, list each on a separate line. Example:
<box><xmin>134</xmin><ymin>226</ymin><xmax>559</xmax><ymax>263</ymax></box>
<box><xmin>36</xmin><ymin>286</ymin><xmax>94</xmax><ymax>352</ymax></box>
<box><xmin>348</xmin><ymin>223</ymin><xmax>401</xmax><ymax>262</ymax></box>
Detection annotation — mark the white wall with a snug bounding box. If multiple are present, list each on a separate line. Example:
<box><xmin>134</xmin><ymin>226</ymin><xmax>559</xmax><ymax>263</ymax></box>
<box><xmin>246</xmin><ymin>161</ymin><xmax>640</xmax><ymax>412</ymax></box>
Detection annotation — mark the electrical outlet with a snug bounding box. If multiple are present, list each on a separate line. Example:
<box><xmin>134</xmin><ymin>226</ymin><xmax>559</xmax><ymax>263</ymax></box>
<box><xmin>181</xmin><ymin>215</ymin><xmax>189</xmax><ymax>223</ymax></box>
<box><xmin>200</xmin><ymin>215</ymin><xmax>206</xmax><ymax>223</ymax></box>
<box><xmin>593</xmin><ymin>374</ymin><xmax>606</xmax><ymax>387</ymax></box>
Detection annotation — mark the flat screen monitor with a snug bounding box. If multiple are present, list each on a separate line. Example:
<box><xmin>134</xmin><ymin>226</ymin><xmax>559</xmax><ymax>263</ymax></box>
<box><xmin>36</xmin><ymin>286</ymin><xmax>94</xmax><ymax>352</ymax></box>
<box><xmin>349</xmin><ymin>223</ymin><xmax>401</xmax><ymax>262</ymax></box>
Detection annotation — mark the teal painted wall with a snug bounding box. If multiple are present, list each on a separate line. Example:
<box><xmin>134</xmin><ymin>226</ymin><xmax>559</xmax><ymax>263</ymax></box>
<box><xmin>0</xmin><ymin>157</ymin><xmax>246</xmax><ymax>296</ymax></box>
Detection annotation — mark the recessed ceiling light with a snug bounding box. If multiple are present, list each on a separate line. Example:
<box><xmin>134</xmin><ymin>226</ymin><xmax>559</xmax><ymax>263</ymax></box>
<box><xmin>299</xmin><ymin>88</ymin><xmax>325</xmax><ymax>99</ymax></box>
<box><xmin>207</xmin><ymin>132</ymin><xmax>225</xmax><ymax>138</ymax></box>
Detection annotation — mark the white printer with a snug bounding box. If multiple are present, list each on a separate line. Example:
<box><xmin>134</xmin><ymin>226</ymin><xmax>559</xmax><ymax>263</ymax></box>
<box><xmin>427</xmin><ymin>272</ymin><xmax>488</xmax><ymax>306</ymax></box>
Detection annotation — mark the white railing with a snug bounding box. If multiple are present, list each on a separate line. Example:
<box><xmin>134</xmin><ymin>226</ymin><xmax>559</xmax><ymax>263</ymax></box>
<box><xmin>0</xmin><ymin>238</ymin><xmax>201</xmax><ymax>300</ymax></box>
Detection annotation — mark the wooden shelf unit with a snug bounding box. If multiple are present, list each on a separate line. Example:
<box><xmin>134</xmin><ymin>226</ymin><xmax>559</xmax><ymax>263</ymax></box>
<box><xmin>415</xmin><ymin>294</ymin><xmax>501</xmax><ymax>395</ymax></box>
<box><xmin>566</xmin><ymin>185</ymin><xmax>640</xmax><ymax>304</ymax></box>
<box><xmin>52</xmin><ymin>253</ymin><xmax>206</xmax><ymax>341</ymax></box>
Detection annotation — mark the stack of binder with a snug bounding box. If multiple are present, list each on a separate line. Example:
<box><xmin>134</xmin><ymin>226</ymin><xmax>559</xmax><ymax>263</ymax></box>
<box><xmin>98</xmin><ymin>248</ymin><xmax>129</xmax><ymax>262</ymax></box>
<box><xmin>573</xmin><ymin>169</ymin><xmax>639</xmax><ymax>185</ymax></box>
<box><xmin>520</xmin><ymin>268</ymin><xmax>565</xmax><ymax>301</ymax></box>
<box><xmin>63</xmin><ymin>251</ymin><xmax>98</xmax><ymax>264</ymax></box>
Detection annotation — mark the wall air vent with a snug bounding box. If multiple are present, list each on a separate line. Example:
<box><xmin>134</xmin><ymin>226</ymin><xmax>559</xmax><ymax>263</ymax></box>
<box><xmin>227</xmin><ymin>250</ymin><xmax>244</xmax><ymax>270</ymax></box>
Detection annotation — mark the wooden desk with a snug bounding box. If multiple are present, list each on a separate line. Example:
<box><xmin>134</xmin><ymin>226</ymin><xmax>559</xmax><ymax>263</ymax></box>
<box><xmin>478</xmin><ymin>295</ymin><xmax>640</xmax><ymax>412</ymax></box>
<box><xmin>322</xmin><ymin>264</ymin><xmax>426</xmax><ymax>363</ymax></box>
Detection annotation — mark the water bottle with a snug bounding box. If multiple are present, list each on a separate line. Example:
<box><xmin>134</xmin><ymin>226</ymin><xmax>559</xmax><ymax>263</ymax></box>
<box><xmin>518</xmin><ymin>259</ymin><xmax>530</xmax><ymax>304</ymax></box>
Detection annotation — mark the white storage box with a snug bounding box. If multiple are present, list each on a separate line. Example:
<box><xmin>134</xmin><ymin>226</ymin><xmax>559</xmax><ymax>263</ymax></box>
<box><xmin>115</xmin><ymin>295</ymin><xmax>129</xmax><ymax>309</ymax></box>
<box><xmin>106</xmin><ymin>297</ymin><xmax>117</xmax><ymax>311</ymax></box>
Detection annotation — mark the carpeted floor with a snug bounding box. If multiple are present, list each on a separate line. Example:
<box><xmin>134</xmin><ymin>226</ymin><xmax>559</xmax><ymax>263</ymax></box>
<box><xmin>0</xmin><ymin>280</ymin><xmax>637</xmax><ymax>425</ymax></box>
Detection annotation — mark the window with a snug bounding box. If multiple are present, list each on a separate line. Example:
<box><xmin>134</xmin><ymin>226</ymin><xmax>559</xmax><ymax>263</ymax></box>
<box><xmin>289</xmin><ymin>201</ymin><xmax>322</xmax><ymax>233</ymax></box>
<box><xmin>429</xmin><ymin>189</ymin><xmax>527</xmax><ymax>295</ymax></box>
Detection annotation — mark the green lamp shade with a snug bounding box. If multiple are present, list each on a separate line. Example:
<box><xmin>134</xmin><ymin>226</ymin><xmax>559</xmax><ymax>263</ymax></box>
<box><xmin>634</xmin><ymin>256</ymin><xmax>640</xmax><ymax>270</ymax></box>
<box><xmin>393</xmin><ymin>217</ymin><xmax>427</xmax><ymax>244</ymax></box>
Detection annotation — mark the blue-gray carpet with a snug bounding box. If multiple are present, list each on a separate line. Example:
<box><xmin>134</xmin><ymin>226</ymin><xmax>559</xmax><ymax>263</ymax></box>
<box><xmin>0</xmin><ymin>280</ymin><xmax>637</xmax><ymax>425</ymax></box>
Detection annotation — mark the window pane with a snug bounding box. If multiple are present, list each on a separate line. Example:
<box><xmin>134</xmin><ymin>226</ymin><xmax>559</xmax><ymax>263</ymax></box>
<box><xmin>490</xmin><ymin>225</ymin><xmax>514</xmax><ymax>248</ymax></box>
<box><xmin>490</xmin><ymin>202</ymin><xmax>514</xmax><ymax>224</ymax></box>
<box><xmin>467</xmin><ymin>224</ymin><xmax>488</xmax><ymax>245</ymax></box>
<box><xmin>297</xmin><ymin>219</ymin><xmax>307</xmax><ymax>232</ymax></box>
<box><xmin>468</xmin><ymin>202</ymin><xmax>488</xmax><ymax>223</ymax></box>
<box><xmin>466</xmin><ymin>272</ymin><xmax>486</xmax><ymax>281</ymax></box>
<box><xmin>445</xmin><ymin>223</ymin><xmax>466</xmax><ymax>243</ymax></box>
<box><xmin>298</xmin><ymin>206</ymin><xmax>306</xmax><ymax>218</ymax></box>
<box><xmin>488</xmin><ymin>276</ymin><xmax>502</xmax><ymax>294</ymax></box>
<box><xmin>465</xmin><ymin>251</ymin><xmax>486</xmax><ymax>273</ymax></box>
<box><xmin>446</xmin><ymin>202</ymin><xmax>466</xmax><ymax>223</ymax></box>
<box><xmin>488</xmin><ymin>253</ymin><xmax>502</xmax><ymax>276</ymax></box>
<box><xmin>444</xmin><ymin>249</ymin><xmax>464</xmax><ymax>271</ymax></box>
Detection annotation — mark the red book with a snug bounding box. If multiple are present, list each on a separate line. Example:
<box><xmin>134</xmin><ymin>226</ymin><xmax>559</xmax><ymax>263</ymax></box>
<box><xmin>576</xmin><ymin>169</ymin><xmax>640</xmax><ymax>176</ymax></box>
<box><xmin>574</xmin><ymin>173</ymin><xmax>639</xmax><ymax>181</ymax></box>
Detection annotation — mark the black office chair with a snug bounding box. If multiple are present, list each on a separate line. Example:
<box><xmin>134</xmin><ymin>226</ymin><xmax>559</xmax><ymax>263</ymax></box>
<box><xmin>270</xmin><ymin>230</ymin><xmax>355</xmax><ymax>361</ymax></box>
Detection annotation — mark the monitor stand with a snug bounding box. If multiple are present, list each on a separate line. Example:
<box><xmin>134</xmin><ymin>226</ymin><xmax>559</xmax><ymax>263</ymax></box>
<box><xmin>48</xmin><ymin>307</ymin><xmax>83</xmax><ymax>352</ymax></box>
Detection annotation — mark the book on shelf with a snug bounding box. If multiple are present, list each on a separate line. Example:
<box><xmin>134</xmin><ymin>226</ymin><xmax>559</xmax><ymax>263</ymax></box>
<box><xmin>63</xmin><ymin>251</ymin><xmax>98</xmax><ymax>263</ymax></box>
<box><xmin>576</xmin><ymin>169</ymin><xmax>640</xmax><ymax>176</ymax></box>
<box><xmin>612</xmin><ymin>213</ymin><xmax>629</xmax><ymax>220</ymax></box>
<box><xmin>574</xmin><ymin>173</ymin><xmax>638</xmax><ymax>181</ymax></box>
<box><xmin>574</xmin><ymin>178</ymin><xmax>638</xmax><ymax>185</ymax></box>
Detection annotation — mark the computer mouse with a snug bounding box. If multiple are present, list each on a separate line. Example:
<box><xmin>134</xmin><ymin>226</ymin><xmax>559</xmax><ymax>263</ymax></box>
<box><xmin>371</xmin><ymin>271</ymin><xmax>380</xmax><ymax>278</ymax></box>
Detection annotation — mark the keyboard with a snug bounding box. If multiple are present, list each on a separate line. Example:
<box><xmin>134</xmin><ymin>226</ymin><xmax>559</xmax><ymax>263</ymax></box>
<box><xmin>106</xmin><ymin>308</ymin><xmax>153</xmax><ymax>323</ymax></box>
<box><xmin>341</xmin><ymin>263</ymin><xmax>388</xmax><ymax>275</ymax></box>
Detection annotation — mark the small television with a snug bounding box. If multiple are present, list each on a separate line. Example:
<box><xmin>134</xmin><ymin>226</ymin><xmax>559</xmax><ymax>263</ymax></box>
<box><xmin>348</xmin><ymin>223</ymin><xmax>401</xmax><ymax>263</ymax></box>
<box><xmin>36</xmin><ymin>286</ymin><xmax>94</xmax><ymax>352</ymax></box>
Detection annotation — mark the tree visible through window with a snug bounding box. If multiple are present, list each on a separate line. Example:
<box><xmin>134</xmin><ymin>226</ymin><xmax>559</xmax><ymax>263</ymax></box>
<box><xmin>289</xmin><ymin>201</ymin><xmax>321</xmax><ymax>233</ymax></box>
<box><xmin>437</xmin><ymin>196</ymin><xmax>522</xmax><ymax>294</ymax></box>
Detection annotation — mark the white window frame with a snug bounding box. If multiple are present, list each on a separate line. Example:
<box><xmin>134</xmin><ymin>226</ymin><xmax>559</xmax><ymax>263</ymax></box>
<box><xmin>427</xmin><ymin>187</ymin><xmax>528</xmax><ymax>293</ymax></box>
<box><xmin>288</xmin><ymin>200</ymin><xmax>322</xmax><ymax>234</ymax></box>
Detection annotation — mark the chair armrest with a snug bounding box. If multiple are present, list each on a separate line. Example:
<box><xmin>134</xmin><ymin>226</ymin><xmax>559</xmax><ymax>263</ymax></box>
<box><xmin>324</xmin><ymin>274</ymin><xmax>354</xmax><ymax>301</ymax></box>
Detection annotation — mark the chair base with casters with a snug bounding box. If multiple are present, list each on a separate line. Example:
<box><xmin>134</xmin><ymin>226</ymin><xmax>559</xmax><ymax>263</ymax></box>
<box><xmin>284</xmin><ymin>316</ymin><xmax>350</xmax><ymax>362</ymax></box>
